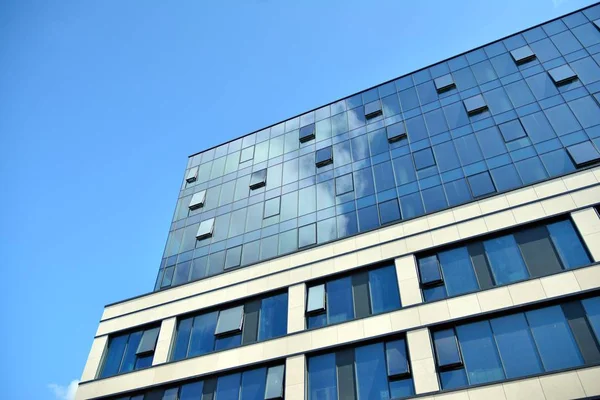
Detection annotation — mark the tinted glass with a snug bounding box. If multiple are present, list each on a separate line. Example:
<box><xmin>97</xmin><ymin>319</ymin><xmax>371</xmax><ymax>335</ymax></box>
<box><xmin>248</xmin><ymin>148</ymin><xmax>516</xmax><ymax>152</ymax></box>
<box><xmin>215</xmin><ymin>306</ymin><xmax>244</xmax><ymax>335</ymax></box>
<box><xmin>264</xmin><ymin>365</ymin><xmax>285</xmax><ymax>400</ymax></box>
<box><xmin>438</xmin><ymin>247</ymin><xmax>479</xmax><ymax>296</ymax></box>
<box><xmin>258</xmin><ymin>293</ymin><xmax>288</xmax><ymax>341</ymax></box>
<box><xmin>101</xmin><ymin>335</ymin><xmax>128</xmax><ymax>377</ymax></box>
<box><xmin>308</xmin><ymin>353</ymin><xmax>337</xmax><ymax>400</ymax></box>
<box><xmin>440</xmin><ymin>369</ymin><xmax>469</xmax><ymax>390</ymax></box>
<box><xmin>327</xmin><ymin>276</ymin><xmax>354</xmax><ymax>324</ymax></box>
<box><xmin>215</xmin><ymin>373</ymin><xmax>242</xmax><ymax>400</ymax></box>
<box><xmin>188</xmin><ymin>311</ymin><xmax>218</xmax><ymax>357</ymax></box>
<box><xmin>547</xmin><ymin>220</ymin><xmax>591</xmax><ymax>269</ymax></box>
<box><xmin>307</xmin><ymin>284</ymin><xmax>325</xmax><ymax>313</ymax></box>
<box><xmin>433</xmin><ymin>329</ymin><xmax>461</xmax><ymax>367</ymax></box>
<box><xmin>355</xmin><ymin>342</ymin><xmax>390</xmax><ymax>400</ymax></box>
<box><xmin>369</xmin><ymin>265</ymin><xmax>401</xmax><ymax>314</ymax></box>
<box><xmin>582</xmin><ymin>297</ymin><xmax>600</xmax><ymax>342</ymax></box>
<box><xmin>456</xmin><ymin>321</ymin><xmax>505</xmax><ymax>384</ymax></box>
<box><xmin>418</xmin><ymin>255</ymin><xmax>442</xmax><ymax>284</ymax></box>
<box><xmin>240</xmin><ymin>368</ymin><xmax>267</xmax><ymax>400</ymax></box>
<box><xmin>483</xmin><ymin>235</ymin><xmax>529</xmax><ymax>285</ymax></box>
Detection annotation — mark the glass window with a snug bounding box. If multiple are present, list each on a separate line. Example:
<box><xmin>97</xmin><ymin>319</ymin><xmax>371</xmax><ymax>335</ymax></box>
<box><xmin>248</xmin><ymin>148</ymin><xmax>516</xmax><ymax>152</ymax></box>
<box><xmin>455</xmin><ymin>134</ymin><xmax>484</xmax><ymax>165</ymax></box>
<box><xmin>567</xmin><ymin>141</ymin><xmax>600</xmax><ymax>167</ymax></box>
<box><xmin>240</xmin><ymin>146</ymin><xmax>254</xmax><ymax>163</ymax></box>
<box><xmin>264</xmin><ymin>197</ymin><xmax>280</xmax><ymax>218</ymax></box>
<box><xmin>548</xmin><ymin>64</ymin><xmax>578</xmax><ymax>85</ymax></box>
<box><xmin>392</xmin><ymin>155</ymin><xmax>417</xmax><ymax>185</ymax></box>
<box><xmin>358</xmin><ymin>204</ymin><xmax>380</xmax><ymax>232</ymax></box>
<box><xmin>472</xmin><ymin>60</ymin><xmax>498</xmax><ymax>84</ymax></box>
<box><xmin>453</xmin><ymin>66</ymin><xmax>477</xmax><ymax>90</ymax></box>
<box><xmin>467</xmin><ymin>172</ymin><xmax>496</xmax><ymax>197</ymax></box>
<box><xmin>215</xmin><ymin>373</ymin><xmax>242</xmax><ymax>400</ymax></box>
<box><xmin>369</xmin><ymin>265</ymin><xmax>401</xmax><ymax>314</ymax></box>
<box><xmin>505</xmin><ymin>80</ymin><xmax>536</xmax><ymax>108</ymax></box>
<box><xmin>475</xmin><ymin>126</ymin><xmax>506</xmax><ymax>158</ymax></box>
<box><xmin>582</xmin><ymin>297</ymin><xmax>600</xmax><ymax>342</ymax></box>
<box><xmin>406</xmin><ymin>115</ymin><xmax>429</xmax><ymax>142</ymax></box>
<box><xmin>520</xmin><ymin>112</ymin><xmax>555</xmax><ymax>144</ymax></box>
<box><xmin>510</xmin><ymin>45</ymin><xmax>536</xmax><ymax>64</ymax></box>
<box><xmin>249</xmin><ymin>169</ymin><xmax>267</xmax><ymax>189</ymax></box>
<box><xmin>483</xmin><ymin>234</ymin><xmax>529</xmax><ymax>285</ymax></box>
<box><xmin>355</xmin><ymin>342</ymin><xmax>390</xmax><ymax>400</ymax></box>
<box><xmin>354</xmin><ymin>168</ymin><xmax>375</xmax><ymax>197</ymax></box>
<box><xmin>180</xmin><ymin>382</ymin><xmax>204</xmax><ymax>400</ymax></box>
<box><xmin>136</xmin><ymin>327</ymin><xmax>159</xmax><ymax>355</ymax></box>
<box><xmin>545</xmin><ymin>104</ymin><xmax>581</xmax><ymax>136</ymax></box>
<box><xmin>490</xmin><ymin>314</ymin><xmax>543</xmax><ymax>378</ymax></box>
<box><xmin>308</xmin><ymin>353</ymin><xmax>337</xmax><ymax>400</ymax></box>
<box><xmin>400</xmin><ymin>192</ymin><xmax>424</xmax><ymax>219</ymax></box>
<box><xmin>550</xmin><ymin>30</ymin><xmax>582</xmax><ymax>55</ymax></box>
<box><xmin>300</xmin><ymin>123</ymin><xmax>316</xmax><ymax>143</ymax></box>
<box><xmin>327</xmin><ymin>276</ymin><xmax>354</xmax><ymax>324</ymax></box>
<box><xmin>483</xmin><ymin>87</ymin><xmax>512</xmax><ymax>115</ymax></box>
<box><xmin>443</xmin><ymin>101</ymin><xmax>470</xmax><ymax>129</ymax></box>
<box><xmin>433</xmin><ymin>329</ymin><xmax>462</xmax><ymax>367</ymax></box>
<box><xmin>456</xmin><ymin>321</ymin><xmax>505</xmax><ymax>385</ymax></box>
<box><xmin>440</xmin><ymin>369</ymin><xmax>469</xmax><ymax>390</ymax></box>
<box><xmin>315</xmin><ymin>146</ymin><xmax>333</xmax><ymax>167</ymax></box>
<box><xmin>490</xmin><ymin>164</ymin><xmax>522</xmax><ymax>191</ymax></box>
<box><xmin>434</xmin><ymin>74</ymin><xmax>456</xmax><ymax>92</ymax></box>
<box><xmin>433</xmin><ymin>141</ymin><xmax>460</xmax><ymax>172</ymax></box>
<box><xmin>352</xmin><ymin>134</ymin><xmax>370</xmax><ymax>161</ymax></box>
<box><xmin>444</xmin><ymin>178</ymin><xmax>471</xmax><ymax>206</ymax></box>
<box><xmin>424</xmin><ymin>108</ymin><xmax>448</xmax><ymax>135</ymax></box>
<box><xmin>422</xmin><ymin>185</ymin><xmax>448</xmax><ymax>213</ymax></box>
<box><xmin>438</xmin><ymin>247</ymin><xmax>479</xmax><ymax>296</ymax></box>
<box><xmin>378</xmin><ymin>199</ymin><xmax>401</xmax><ymax>225</ymax></box>
<box><xmin>413</xmin><ymin>147</ymin><xmax>436</xmax><ymax>170</ymax></box>
<box><xmin>529</xmin><ymin>38</ymin><xmax>560</xmax><ymax>62</ymax></box>
<box><xmin>373</xmin><ymin>161</ymin><xmax>395</xmax><ymax>192</ymax></box>
<box><xmin>417</xmin><ymin>81</ymin><xmax>438</xmax><ymax>105</ymax></box>
<box><xmin>264</xmin><ymin>365</ymin><xmax>285</xmax><ymax>400</ymax></box>
<box><xmin>386</xmin><ymin>121</ymin><xmax>406</xmax><ymax>142</ymax></box>
<box><xmin>188</xmin><ymin>311</ymin><xmax>218</xmax><ymax>357</ymax></box>
<box><xmin>307</xmin><ymin>284</ymin><xmax>325</xmax><ymax>313</ymax></box>
<box><xmin>463</xmin><ymin>94</ymin><xmax>488</xmax><ymax>115</ymax></box>
<box><xmin>526</xmin><ymin>73</ymin><xmax>559</xmax><ymax>100</ymax></box>
<box><xmin>399</xmin><ymin>87</ymin><xmax>419</xmax><ymax>110</ymax></box>
<box><xmin>547</xmin><ymin>220</ymin><xmax>591</xmax><ymax>269</ymax></box>
<box><xmin>189</xmin><ymin>190</ymin><xmax>206</xmax><ymax>210</ymax></box>
<box><xmin>258</xmin><ymin>293</ymin><xmax>288</xmax><ymax>341</ymax></box>
<box><xmin>382</xmin><ymin>94</ymin><xmax>401</xmax><ymax>117</ymax></box>
<box><xmin>240</xmin><ymin>368</ymin><xmax>266</xmax><ymax>400</ymax></box>
<box><xmin>100</xmin><ymin>335</ymin><xmax>128</xmax><ymax>378</ymax></box>
<box><xmin>172</xmin><ymin>318</ymin><xmax>193</xmax><ymax>361</ymax></box>
<box><xmin>196</xmin><ymin>218</ymin><xmax>215</xmax><ymax>240</ymax></box>
<box><xmin>389</xmin><ymin>379</ymin><xmax>415</xmax><ymax>399</ymax></box>
<box><xmin>418</xmin><ymin>255</ymin><xmax>442</xmax><ymax>285</ymax></box>
<box><xmin>215</xmin><ymin>305</ymin><xmax>244</xmax><ymax>336</ymax></box>
<box><xmin>386</xmin><ymin>339</ymin><xmax>409</xmax><ymax>377</ymax></box>
<box><xmin>569</xmin><ymin>96</ymin><xmax>600</xmax><ymax>129</ymax></box>
<box><xmin>515</xmin><ymin>157</ymin><xmax>548</xmax><ymax>185</ymax></box>
<box><xmin>541</xmin><ymin>149</ymin><xmax>576</xmax><ymax>177</ymax></box>
<box><xmin>570</xmin><ymin>57</ymin><xmax>600</xmax><ymax>85</ymax></box>
<box><xmin>299</xmin><ymin>223</ymin><xmax>317</xmax><ymax>248</ymax></box>
<box><xmin>335</xmin><ymin>173</ymin><xmax>354</xmax><ymax>196</ymax></box>
<box><xmin>368</xmin><ymin>129</ymin><xmax>389</xmax><ymax>156</ymax></box>
<box><xmin>526</xmin><ymin>305</ymin><xmax>584</xmax><ymax>371</ymax></box>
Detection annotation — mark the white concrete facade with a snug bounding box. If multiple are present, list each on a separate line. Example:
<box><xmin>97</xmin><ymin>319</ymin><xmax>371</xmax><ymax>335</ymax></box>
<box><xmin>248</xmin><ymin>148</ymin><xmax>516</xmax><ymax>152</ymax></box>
<box><xmin>76</xmin><ymin>166</ymin><xmax>600</xmax><ymax>400</ymax></box>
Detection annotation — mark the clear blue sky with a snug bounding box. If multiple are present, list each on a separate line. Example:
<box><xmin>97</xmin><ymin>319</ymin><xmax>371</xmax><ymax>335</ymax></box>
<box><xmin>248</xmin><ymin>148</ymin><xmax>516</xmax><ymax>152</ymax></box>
<box><xmin>0</xmin><ymin>0</ymin><xmax>595</xmax><ymax>398</ymax></box>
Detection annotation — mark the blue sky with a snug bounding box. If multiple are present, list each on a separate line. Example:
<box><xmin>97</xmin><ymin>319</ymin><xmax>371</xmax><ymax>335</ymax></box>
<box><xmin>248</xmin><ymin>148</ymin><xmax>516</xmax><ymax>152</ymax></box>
<box><xmin>0</xmin><ymin>0</ymin><xmax>595</xmax><ymax>398</ymax></box>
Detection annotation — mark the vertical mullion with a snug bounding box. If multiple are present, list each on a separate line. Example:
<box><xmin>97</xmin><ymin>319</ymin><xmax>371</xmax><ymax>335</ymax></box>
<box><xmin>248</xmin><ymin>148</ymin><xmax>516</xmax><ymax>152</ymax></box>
<box><xmin>562</xmin><ymin>301</ymin><xmax>600</xmax><ymax>364</ymax></box>
<box><xmin>352</xmin><ymin>271</ymin><xmax>371</xmax><ymax>319</ymax></box>
<box><xmin>242</xmin><ymin>299</ymin><xmax>261</xmax><ymax>345</ymax></box>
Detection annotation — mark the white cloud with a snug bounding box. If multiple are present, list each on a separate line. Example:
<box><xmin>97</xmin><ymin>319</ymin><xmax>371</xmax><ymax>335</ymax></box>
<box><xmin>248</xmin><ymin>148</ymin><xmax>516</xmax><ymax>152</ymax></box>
<box><xmin>48</xmin><ymin>380</ymin><xmax>79</xmax><ymax>400</ymax></box>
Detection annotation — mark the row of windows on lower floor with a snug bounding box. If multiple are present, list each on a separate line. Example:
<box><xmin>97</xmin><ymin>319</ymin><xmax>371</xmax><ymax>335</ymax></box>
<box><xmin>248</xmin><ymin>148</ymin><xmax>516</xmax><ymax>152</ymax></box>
<box><xmin>107</xmin><ymin>293</ymin><xmax>600</xmax><ymax>400</ymax></box>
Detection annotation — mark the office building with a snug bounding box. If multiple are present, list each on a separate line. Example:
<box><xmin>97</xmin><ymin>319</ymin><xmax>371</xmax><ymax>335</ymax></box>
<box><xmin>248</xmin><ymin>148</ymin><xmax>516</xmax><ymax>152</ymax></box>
<box><xmin>77</xmin><ymin>3</ymin><xmax>600</xmax><ymax>399</ymax></box>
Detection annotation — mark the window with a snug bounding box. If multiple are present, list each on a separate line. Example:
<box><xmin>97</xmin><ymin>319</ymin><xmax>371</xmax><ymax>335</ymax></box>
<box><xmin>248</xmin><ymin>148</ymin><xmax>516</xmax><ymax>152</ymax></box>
<box><xmin>172</xmin><ymin>292</ymin><xmax>287</xmax><ymax>361</ymax></box>
<box><xmin>188</xmin><ymin>190</ymin><xmax>206</xmax><ymax>210</ymax></box>
<box><xmin>315</xmin><ymin>146</ymin><xmax>333</xmax><ymax>167</ymax></box>
<box><xmin>264</xmin><ymin>197</ymin><xmax>280</xmax><ymax>218</ymax></box>
<box><xmin>434</xmin><ymin>74</ymin><xmax>456</xmax><ymax>93</ymax></box>
<box><xmin>548</xmin><ymin>64</ymin><xmax>578</xmax><ymax>85</ymax></box>
<box><xmin>386</xmin><ymin>121</ymin><xmax>407</xmax><ymax>143</ymax></box>
<box><xmin>185</xmin><ymin>166</ymin><xmax>198</xmax><ymax>183</ymax></box>
<box><xmin>249</xmin><ymin>169</ymin><xmax>267</xmax><ymax>189</ymax></box>
<box><xmin>308</xmin><ymin>337</ymin><xmax>414</xmax><ymax>400</ymax></box>
<box><xmin>417</xmin><ymin>218</ymin><xmax>590</xmax><ymax>301</ymax></box>
<box><xmin>112</xmin><ymin>363</ymin><xmax>285</xmax><ymax>400</ymax></box>
<box><xmin>467</xmin><ymin>172</ymin><xmax>496</xmax><ymax>197</ymax></box>
<box><xmin>510</xmin><ymin>45</ymin><xmax>536</xmax><ymax>64</ymax></box>
<box><xmin>196</xmin><ymin>218</ymin><xmax>215</xmax><ymax>240</ymax></box>
<box><xmin>463</xmin><ymin>94</ymin><xmax>488</xmax><ymax>115</ymax></box>
<box><xmin>299</xmin><ymin>123</ymin><xmax>316</xmax><ymax>143</ymax></box>
<box><xmin>299</xmin><ymin>223</ymin><xmax>317</xmax><ymax>248</ymax></box>
<box><xmin>413</xmin><ymin>147</ymin><xmax>436</xmax><ymax>170</ymax></box>
<box><xmin>306</xmin><ymin>263</ymin><xmax>401</xmax><ymax>328</ymax></box>
<box><xmin>566</xmin><ymin>141</ymin><xmax>600</xmax><ymax>167</ymax></box>
<box><xmin>239</xmin><ymin>146</ymin><xmax>254</xmax><ymax>163</ymax></box>
<box><xmin>99</xmin><ymin>325</ymin><xmax>160</xmax><ymax>378</ymax></box>
<box><xmin>335</xmin><ymin>173</ymin><xmax>354</xmax><ymax>196</ymax></box>
<box><xmin>364</xmin><ymin>100</ymin><xmax>383</xmax><ymax>119</ymax></box>
<box><xmin>433</xmin><ymin>296</ymin><xmax>600</xmax><ymax>389</ymax></box>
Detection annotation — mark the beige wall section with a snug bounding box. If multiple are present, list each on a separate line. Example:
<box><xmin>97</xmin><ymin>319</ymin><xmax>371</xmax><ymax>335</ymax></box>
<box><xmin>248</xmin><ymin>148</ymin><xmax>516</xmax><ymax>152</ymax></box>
<box><xmin>571</xmin><ymin>207</ymin><xmax>600</xmax><ymax>262</ymax></box>
<box><xmin>287</xmin><ymin>284</ymin><xmax>305</xmax><ymax>334</ymax></box>
<box><xmin>80</xmin><ymin>335</ymin><xmax>108</xmax><ymax>382</ymax></box>
<box><xmin>153</xmin><ymin>317</ymin><xmax>176</xmax><ymax>365</ymax></box>
<box><xmin>395</xmin><ymin>255</ymin><xmax>422</xmax><ymax>307</ymax></box>
<box><xmin>285</xmin><ymin>355</ymin><xmax>305</xmax><ymax>400</ymax></box>
<box><xmin>407</xmin><ymin>328</ymin><xmax>439</xmax><ymax>394</ymax></box>
<box><xmin>77</xmin><ymin>263</ymin><xmax>600</xmax><ymax>398</ymax></box>
<box><xmin>99</xmin><ymin>168</ymin><xmax>600</xmax><ymax>330</ymax></box>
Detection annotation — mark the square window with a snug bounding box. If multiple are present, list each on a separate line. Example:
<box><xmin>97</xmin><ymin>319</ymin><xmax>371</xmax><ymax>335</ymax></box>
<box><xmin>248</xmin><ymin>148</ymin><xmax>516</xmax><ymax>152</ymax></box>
<box><xmin>264</xmin><ymin>197</ymin><xmax>281</xmax><ymax>218</ymax></box>
<box><xmin>299</xmin><ymin>223</ymin><xmax>317</xmax><ymax>247</ymax></box>
<box><xmin>364</xmin><ymin>100</ymin><xmax>383</xmax><ymax>119</ymax></box>
<box><xmin>498</xmin><ymin>119</ymin><xmax>527</xmax><ymax>142</ymax></box>
<box><xmin>315</xmin><ymin>146</ymin><xmax>333</xmax><ymax>167</ymax></box>
<box><xmin>306</xmin><ymin>284</ymin><xmax>325</xmax><ymax>314</ymax></box>
<box><xmin>463</xmin><ymin>94</ymin><xmax>488</xmax><ymax>115</ymax></box>
<box><xmin>548</xmin><ymin>65</ymin><xmax>578</xmax><ymax>86</ymax></box>
<box><xmin>413</xmin><ymin>147</ymin><xmax>436</xmax><ymax>170</ymax></box>
<box><xmin>239</xmin><ymin>146</ymin><xmax>254</xmax><ymax>163</ymax></box>
<box><xmin>188</xmin><ymin>190</ymin><xmax>206</xmax><ymax>210</ymax></box>
<box><xmin>418</xmin><ymin>255</ymin><xmax>443</xmax><ymax>285</ymax></box>
<box><xmin>196</xmin><ymin>218</ymin><xmax>215</xmax><ymax>240</ymax></box>
<box><xmin>566</xmin><ymin>141</ymin><xmax>600</xmax><ymax>167</ymax></box>
<box><xmin>249</xmin><ymin>169</ymin><xmax>267</xmax><ymax>189</ymax></box>
<box><xmin>434</xmin><ymin>74</ymin><xmax>456</xmax><ymax>93</ymax></box>
<box><xmin>185</xmin><ymin>166</ymin><xmax>198</xmax><ymax>183</ymax></box>
<box><xmin>214</xmin><ymin>305</ymin><xmax>244</xmax><ymax>336</ymax></box>
<box><xmin>224</xmin><ymin>246</ymin><xmax>242</xmax><ymax>270</ymax></box>
<box><xmin>136</xmin><ymin>327</ymin><xmax>160</xmax><ymax>355</ymax></box>
<box><xmin>510</xmin><ymin>45</ymin><xmax>536</xmax><ymax>65</ymax></box>
<box><xmin>386</xmin><ymin>121</ymin><xmax>407</xmax><ymax>143</ymax></box>
<box><xmin>335</xmin><ymin>173</ymin><xmax>354</xmax><ymax>195</ymax></box>
<box><xmin>467</xmin><ymin>172</ymin><xmax>496</xmax><ymax>197</ymax></box>
<box><xmin>264</xmin><ymin>365</ymin><xmax>285</xmax><ymax>400</ymax></box>
<box><xmin>299</xmin><ymin>123</ymin><xmax>316</xmax><ymax>143</ymax></box>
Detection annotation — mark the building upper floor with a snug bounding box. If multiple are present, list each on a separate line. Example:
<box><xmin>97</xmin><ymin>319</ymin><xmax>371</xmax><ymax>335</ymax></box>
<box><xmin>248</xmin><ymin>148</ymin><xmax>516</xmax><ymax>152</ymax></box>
<box><xmin>156</xmin><ymin>2</ymin><xmax>600</xmax><ymax>293</ymax></box>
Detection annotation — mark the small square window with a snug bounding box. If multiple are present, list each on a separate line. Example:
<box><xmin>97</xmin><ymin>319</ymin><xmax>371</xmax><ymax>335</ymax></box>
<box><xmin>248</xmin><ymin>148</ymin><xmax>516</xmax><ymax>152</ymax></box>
<box><xmin>364</xmin><ymin>100</ymin><xmax>383</xmax><ymax>119</ymax></box>
<box><xmin>188</xmin><ymin>190</ymin><xmax>206</xmax><ymax>210</ymax></box>
<box><xmin>299</xmin><ymin>123</ymin><xmax>316</xmax><ymax>143</ymax></box>
<box><xmin>463</xmin><ymin>94</ymin><xmax>488</xmax><ymax>115</ymax></box>
<box><xmin>136</xmin><ymin>327</ymin><xmax>160</xmax><ymax>355</ymax></box>
<box><xmin>264</xmin><ymin>197</ymin><xmax>281</xmax><ymax>218</ymax></box>
<box><xmin>510</xmin><ymin>45</ymin><xmax>536</xmax><ymax>65</ymax></box>
<box><xmin>264</xmin><ymin>365</ymin><xmax>285</xmax><ymax>400</ymax></box>
<box><xmin>315</xmin><ymin>146</ymin><xmax>333</xmax><ymax>167</ymax></box>
<box><xmin>240</xmin><ymin>146</ymin><xmax>254</xmax><ymax>163</ymax></box>
<box><xmin>467</xmin><ymin>172</ymin><xmax>496</xmax><ymax>197</ymax></box>
<box><xmin>224</xmin><ymin>246</ymin><xmax>242</xmax><ymax>270</ymax></box>
<box><xmin>306</xmin><ymin>284</ymin><xmax>325</xmax><ymax>314</ymax></box>
<box><xmin>214</xmin><ymin>305</ymin><xmax>244</xmax><ymax>336</ymax></box>
<box><xmin>413</xmin><ymin>147</ymin><xmax>436</xmax><ymax>170</ymax></box>
<box><xmin>299</xmin><ymin>223</ymin><xmax>317</xmax><ymax>247</ymax></box>
<box><xmin>249</xmin><ymin>169</ymin><xmax>267</xmax><ymax>189</ymax></box>
<box><xmin>335</xmin><ymin>173</ymin><xmax>354</xmax><ymax>196</ymax></box>
<box><xmin>548</xmin><ymin>65</ymin><xmax>578</xmax><ymax>86</ymax></box>
<box><xmin>434</xmin><ymin>74</ymin><xmax>456</xmax><ymax>93</ymax></box>
<box><xmin>386</xmin><ymin>121</ymin><xmax>407</xmax><ymax>143</ymax></box>
<box><xmin>498</xmin><ymin>119</ymin><xmax>527</xmax><ymax>142</ymax></box>
<box><xmin>196</xmin><ymin>218</ymin><xmax>215</xmax><ymax>240</ymax></box>
<box><xmin>566</xmin><ymin>141</ymin><xmax>600</xmax><ymax>167</ymax></box>
<box><xmin>185</xmin><ymin>166</ymin><xmax>198</xmax><ymax>183</ymax></box>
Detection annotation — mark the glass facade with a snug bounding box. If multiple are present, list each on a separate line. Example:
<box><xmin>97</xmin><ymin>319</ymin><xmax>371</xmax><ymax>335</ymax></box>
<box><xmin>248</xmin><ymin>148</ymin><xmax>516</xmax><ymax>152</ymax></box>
<box><xmin>433</xmin><ymin>295</ymin><xmax>600</xmax><ymax>390</ymax></box>
<box><xmin>156</xmin><ymin>4</ymin><xmax>600</xmax><ymax>292</ymax></box>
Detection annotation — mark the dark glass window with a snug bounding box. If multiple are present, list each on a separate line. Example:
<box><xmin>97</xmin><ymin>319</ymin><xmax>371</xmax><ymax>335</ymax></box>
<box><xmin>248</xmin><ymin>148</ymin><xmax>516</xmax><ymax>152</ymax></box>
<box><xmin>483</xmin><ymin>234</ymin><xmax>528</xmax><ymax>285</ymax></box>
<box><xmin>308</xmin><ymin>353</ymin><xmax>337</xmax><ymax>400</ymax></box>
<box><xmin>413</xmin><ymin>147</ymin><xmax>436</xmax><ymax>170</ymax></box>
<box><xmin>438</xmin><ymin>247</ymin><xmax>479</xmax><ymax>296</ymax></box>
<box><xmin>467</xmin><ymin>172</ymin><xmax>496</xmax><ymax>197</ymax></box>
<box><xmin>433</xmin><ymin>329</ymin><xmax>462</xmax><ymax>367</ymax></box>
<box><xmin>364</xmin><ymin>100</ymin><xmax>383</xmax><ymax>119</ymax></box>
<box><xmin>315</xmin><ymin>146</ymin><xmax>333</xmax><ymax>167</ymax></box>
<box><xmin>299</xmin><ymin>123</ymin><xmax>316</xmax><ymax>143</ymax></box>
<box><xmin>456</xmin><ymin>321</ymin><xmax>505</xmax><ymax>384</ymax></box>
<box><xmin>386</xmin><ymin>121</ymin><xmax>407</xmax><ymax>143</ymax></box>
<box><xmin>326</xmin><ymin>276</ymin><xmax>354</xmax><ymax>324</ymax></box>
<box><xmin>566</xmin><ymin>141</ymin><xmax>600</xmax><ymax>167</ymax></box>
<box><xmin>510</xmin><ymin>45</ymin><xmax>536</xmax><ymax>64</ymax></box>
<box><xmin>463</xmin><ymin>94</ymin><xmax>488</xmax><ymax>115</ymax></box>
<box><xmin>369</xmin><ymin>264</ymin><xmax>402</xmax><ymax>314</ymax></box>
<box><xmin>434</xmin><ymin>74</ymin><xmax>456</xmax><ymax>93</ymax></box>
<box><xmin>249</xmin><ymin>169</ymin><xmax>267</xmax><ymax>190</ymax></box>
<box><xmin>258</xmin><ymin>293</ymin><xmax>288</xmax><ymax>341</ymax></box>
<box><xmin>100</xmin><ymin>325</ymin><xmax>160</xmax><ymax>378</ymax></box>
<box><xmin>378</xmin><ymin>199</ymin><xmax>401</xmax><ymax>225</ymax></box>
<box><xmin>548</xmin><ymin>64</ymin><xmax>578</xmax><ymax>85</ymax></box>
<box><xmin>547</xmin><ymin>220</ymin><xmax>591</xmax><ymax>269</ymax></box>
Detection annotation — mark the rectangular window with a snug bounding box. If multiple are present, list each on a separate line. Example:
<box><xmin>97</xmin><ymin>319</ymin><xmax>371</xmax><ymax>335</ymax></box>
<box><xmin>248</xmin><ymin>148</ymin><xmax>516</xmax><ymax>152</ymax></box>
<box><xmin>239</xmin><ymin>146</ymin><xmax>254</xmax><ymax>163</ymax></box>
<box><xmin>434</xmin><ymin>74</ymin><xmax>456</xmax><ymax>93</ymax></box>
<box><xmin>386</xmin><ymin>121</ymin><xmax>407</xmax><ymax>143</ymax></box>
<box><xmin>510</xmin><ymin>45</ymin><xmax>536</xmax><ymax>64</ymax></box>
<box><xmin>264</xmin><ymin>365</ymin><xmax>285</xmax><ymax>400</ymax></box>
<box><xmin>99</xmin><ymin>325</ymin><xmax>160</xmax><ymax>378</ymax></box>
<box><xmin>249</xmin><ymin>169</ymin><xmax>267</xmax><ymax>189</ymax></box>
<box><xmin>299</xmin><ymin>123</ymin><xmax>316</xmax><ymax>143</ymax></box>
<box><xmin>548</xmin><ymin>64</ymin><xmax>578</xmax><ymax>85</ymax></box>
<box><xmin>413</xmin><ymin>147</ymin><xmax>436</xmax><ymax>170</ymax></box>
<box><xmin>364</xmin><ymin>100</ymin><xmax>383</xmax><ymax>119</ymax></box>
<box><xmin>566</xmin><ymin>141</ymin><xmax>600</xmax><ymax>167</ymax></box>
<box><xmin>308</xmin><ymin>337</ymin><xmax>414</xmax><ymax>400</ymax></box>
<box><xmin>171</xmin><ymin>292</ymin><xmax>287</xmax><ymax>361</ymax></box>
<box><xmin>417</xmin><ymin>218</ymin><xmax>590</xmax><ymax>302</ymax></box>
<box><xmin>188</xmin><ymin>190</ymin><xmax>206</xmax><ymax>210</ymax></box>
<box><xmin>315</xmin><ymin>146</ymin><xmax>333</xmax><ymax>167</ymax></box>
<box><xmin>306</xmin><ymin>263</ymin><xmax>401</xmax><ymax>328</ymax></box>
<box><xmin>185</xmin><ymin>166</ymin><xmax>198</xmax><ymax>183</ymax></box>
<box><xmin>196</xmin><ymin>218</ymin><xmax>215</xmax><ymax>240</ymax></box>
<box><xmin>433</xmin><ymin>295</ymin><xmax>600</xmax><ymax>389</ymax></box>
<box><xmin>463</xmin><ymin>94</ymin><xmax>488</xmax><ymax>115</ymax></box>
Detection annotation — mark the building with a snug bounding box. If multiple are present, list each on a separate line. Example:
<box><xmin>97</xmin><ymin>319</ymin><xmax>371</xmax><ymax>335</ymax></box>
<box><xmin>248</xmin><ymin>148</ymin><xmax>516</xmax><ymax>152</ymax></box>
<box><xmin>77</xmin><ymin>3</ymin><xmax>600</xmax><ymax>400</ymax></box>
